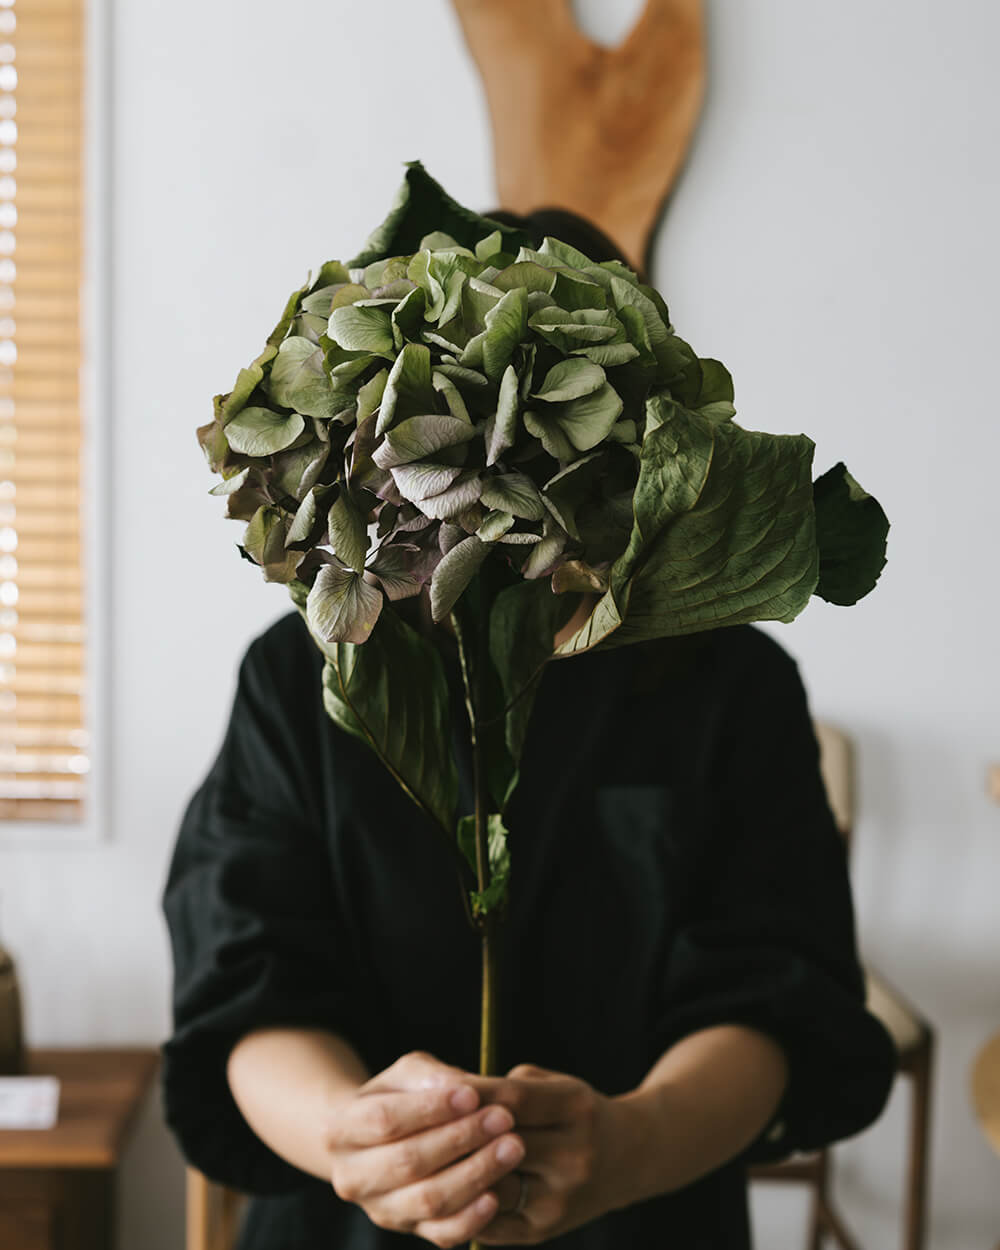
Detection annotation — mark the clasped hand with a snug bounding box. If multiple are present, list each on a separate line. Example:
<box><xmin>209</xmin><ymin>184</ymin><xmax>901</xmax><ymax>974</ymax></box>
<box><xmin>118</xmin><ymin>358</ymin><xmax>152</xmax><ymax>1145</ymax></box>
<box><xmin>324</xmin><ymin>1051</ymin><xmax>639</xmax><ymax>1247</ymax></box>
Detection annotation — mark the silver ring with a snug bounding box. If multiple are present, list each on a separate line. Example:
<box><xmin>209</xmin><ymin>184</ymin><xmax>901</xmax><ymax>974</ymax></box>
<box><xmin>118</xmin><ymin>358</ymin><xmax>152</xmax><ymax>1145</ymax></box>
<box><xmin>513</xmin><ymin>1171</ymin><xmax>529</xmax><ymax>1215</ymax></box>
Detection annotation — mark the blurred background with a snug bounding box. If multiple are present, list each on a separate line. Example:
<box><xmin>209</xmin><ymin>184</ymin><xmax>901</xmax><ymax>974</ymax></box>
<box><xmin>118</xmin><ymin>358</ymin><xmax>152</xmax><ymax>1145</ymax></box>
<box><xmin>0</xmin><ymin>0</ymin><xmax>997</xmax><ymax>1246</ymax></box>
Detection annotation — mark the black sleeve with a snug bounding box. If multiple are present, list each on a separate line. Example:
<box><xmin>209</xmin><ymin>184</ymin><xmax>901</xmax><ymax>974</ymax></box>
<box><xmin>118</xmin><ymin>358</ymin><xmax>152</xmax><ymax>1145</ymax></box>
<box><xmin>649</xmin><ymin>630</ymin><xmax>896</xmax><ymax>1165</ymax></box>
<box><xmin>160</xmin><ymin>632</ymin><xmax>366</xmax><ymax>1194</ymax></box>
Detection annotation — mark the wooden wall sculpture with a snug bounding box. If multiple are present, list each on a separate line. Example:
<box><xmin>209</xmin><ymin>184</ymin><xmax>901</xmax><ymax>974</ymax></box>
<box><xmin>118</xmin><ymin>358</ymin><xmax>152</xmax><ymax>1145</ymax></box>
<box><xmin>451</xmin><ymin>0</ymin><xmax>706</xmax><ymax>273</ymax></box>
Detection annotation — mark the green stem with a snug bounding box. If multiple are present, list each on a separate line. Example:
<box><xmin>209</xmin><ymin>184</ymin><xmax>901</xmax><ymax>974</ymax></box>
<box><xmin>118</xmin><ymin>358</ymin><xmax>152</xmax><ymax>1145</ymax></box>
<box><xmin>454</xmin><ymin>589</ymin><xmax>500</xmax><ymax>1250</ymax></box>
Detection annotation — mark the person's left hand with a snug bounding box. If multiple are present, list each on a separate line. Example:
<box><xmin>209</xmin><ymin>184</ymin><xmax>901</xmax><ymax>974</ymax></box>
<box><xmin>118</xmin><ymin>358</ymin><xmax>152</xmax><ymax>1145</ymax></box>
<box><xmin>472</xmin><ymin>1063</ymin><xmax>643</xmax><ymax>1244</ymax></box>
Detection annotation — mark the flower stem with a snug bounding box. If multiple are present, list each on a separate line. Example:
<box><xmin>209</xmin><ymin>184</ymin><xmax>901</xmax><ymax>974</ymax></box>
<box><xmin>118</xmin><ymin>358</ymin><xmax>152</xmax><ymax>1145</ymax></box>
<box><xmin>455</xmin><ymin>586</ymin><xmax>500</xmax><ymax>1250</ymax></box>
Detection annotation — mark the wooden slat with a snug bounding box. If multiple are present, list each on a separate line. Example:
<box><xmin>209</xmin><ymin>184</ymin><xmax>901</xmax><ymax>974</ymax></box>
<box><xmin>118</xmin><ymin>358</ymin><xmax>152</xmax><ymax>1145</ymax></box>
<box><xmin>0</xmin><ymin>798</ymin><xmax>82</xmax><ymax>820</ymax></box>
<box><xmin>2</xmin><ymin>0</ymin><xmax>88</xmax><ymax>825</ymax></box>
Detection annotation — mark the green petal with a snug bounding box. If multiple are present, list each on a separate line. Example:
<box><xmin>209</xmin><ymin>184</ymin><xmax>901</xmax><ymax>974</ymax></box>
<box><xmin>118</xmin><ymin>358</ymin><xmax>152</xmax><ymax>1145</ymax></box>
<box><xmin>485</xmin><ymin>364</ymin><xmax>520</xmax><ymax>466</ymax></box>
<box><xmin>268</xmin><ymin>336</ymin><xmax>341</xmax><ymax>419</ymax></box>
<box><xmin>327</xmin><ymin>304</ymin><xmax>395</xmax><ymax>356</ymax></box>
<box><xmin>287</xmin><ymin>482</ymin><xmax>336</xmax><ymax>548</ymax></box>
<box><xmin>476</xmin><ymin>510</ymin><xmax>515</xmax><ymax>542</ymax></box>
<box><xmin>391</xmin><ymin>461</ymin><xmax>464</xmax><ymax>503</ymax></box>
<box><xmin>306</xmin><ymin>564</ymin><xmax>383</xmax><ymax>645</ymax></box>
<box><xmin>377</xmin><ymin>343</ymin><xmax>434</xmax><ymax>436</ymax></box>
<box><xmin>553</xmin><ymin>382</ymin><xmax>623</xmax><ymax>451</ymax></box>
<box><xmin>534</xmin><ymin>358</ymin><xmax>606</xmax><ymax>403</ymax></box>
<box><xmin>480</xmin><ymin>471</ymin><xmax>545</xmax><ymax>521</ymax></box>
<box><xmin>327</xmin><ymin>492</ymin><xmax>370</xmax><ymax>573</ymax></box>
<box><xmin>481</xmin><ymin>287</ymin><xmax>528</xmax><ymax>381</ymax></box>
<box><xmin>373</xmin><ymin>415</ymin><xmax>478</xmax><ymax>469</ymax></box>
<box><xmin>429</xmin><ymin>535</ymin><xmax>489</xmax><ymax>620</ymax></box>
<box><xmin>225</xmin><ymin>407</ymin><xmax>305</xmax><ymax>456</ymax></box>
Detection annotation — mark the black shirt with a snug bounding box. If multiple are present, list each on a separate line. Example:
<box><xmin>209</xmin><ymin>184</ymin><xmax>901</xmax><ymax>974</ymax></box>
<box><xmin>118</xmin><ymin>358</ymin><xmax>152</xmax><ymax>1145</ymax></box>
<box><xmin>161</xmin><ymin>610</ymin><xmax>895</xmax><ymax>1249</ymax></box>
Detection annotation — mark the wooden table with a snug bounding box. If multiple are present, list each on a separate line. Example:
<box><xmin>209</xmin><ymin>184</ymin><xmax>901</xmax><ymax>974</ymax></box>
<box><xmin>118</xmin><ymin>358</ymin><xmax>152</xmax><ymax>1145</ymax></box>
<box><xmin>0</xmin><ymin>1048</ymin><xmax>159</xmax><ymax>1250</ymax></box>
<box><xmin>971</xmin><ymin>1030</ymin><xmax>1000</xmax><ymax>1250</ymax></box>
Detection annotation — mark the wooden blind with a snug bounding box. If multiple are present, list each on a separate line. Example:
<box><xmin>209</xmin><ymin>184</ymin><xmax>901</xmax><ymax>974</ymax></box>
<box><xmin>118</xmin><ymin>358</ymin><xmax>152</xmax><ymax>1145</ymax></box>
<box><xmin>0</xmin><ymin>0</ymin><xmax>87</xmax><ymax>821</ymax></box>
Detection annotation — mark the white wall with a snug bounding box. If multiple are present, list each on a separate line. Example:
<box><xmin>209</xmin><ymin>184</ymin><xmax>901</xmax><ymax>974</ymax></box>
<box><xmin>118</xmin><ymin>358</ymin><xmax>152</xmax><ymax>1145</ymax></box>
<box><xmin>0</xmin><ymin>1</ymin><xmax>997</xmax><ymax>1246</ymax></box>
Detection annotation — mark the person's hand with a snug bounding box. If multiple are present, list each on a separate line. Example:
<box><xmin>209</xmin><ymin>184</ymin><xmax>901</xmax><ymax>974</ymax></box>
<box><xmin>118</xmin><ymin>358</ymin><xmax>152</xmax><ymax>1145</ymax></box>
<box><xmin>472</xmin><ymin>1063</ymin><xmax>644</xmax><ymax>1245</ymax></box>
<box><xmin>325</xmin><ymin>1051</ymin><xmax>526</xmax><ymax>1247</ymax></box>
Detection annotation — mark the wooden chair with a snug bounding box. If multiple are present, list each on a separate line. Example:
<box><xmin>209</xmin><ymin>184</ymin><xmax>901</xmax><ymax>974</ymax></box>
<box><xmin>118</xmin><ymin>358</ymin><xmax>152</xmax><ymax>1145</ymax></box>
<box><xmin>749</xmin><ymin>723</ymin><xmax>935</xmax><ymax>1250</ymax></box>
<box><xmin>186</xmin><ymin>1166</ymin><xmax>244</xmax><ymax>1250</ymax></box>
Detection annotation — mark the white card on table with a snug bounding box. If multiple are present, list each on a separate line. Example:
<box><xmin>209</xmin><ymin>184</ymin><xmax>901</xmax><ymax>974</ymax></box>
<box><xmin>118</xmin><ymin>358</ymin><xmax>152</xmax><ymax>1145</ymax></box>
<box><xmin>0</xmin><ymin>1076</ymin><xmax>61</xmax><ymax>1129</ymax></box>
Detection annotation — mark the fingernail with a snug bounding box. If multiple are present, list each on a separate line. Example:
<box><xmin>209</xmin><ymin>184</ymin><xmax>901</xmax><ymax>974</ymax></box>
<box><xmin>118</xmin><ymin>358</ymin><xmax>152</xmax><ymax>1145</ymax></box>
<box><xmin>450</xmin><ymin>1085</ymin><xmax>478</xmax><ymax>1114</ymax></box>
<box><xmin>483</xmin><ymin>1107</ymin><xmax>513</xmax><ymax>1135</ymax></box>
<box><xmin>496</xmin><ymin>1136</ymin><xmax>524</xmax><ymax>1166</ymax></box>
<box><xmin>475</xmin><ymin>1193</ymin><xmax>497</xmax><ymax>1217</ymax></box>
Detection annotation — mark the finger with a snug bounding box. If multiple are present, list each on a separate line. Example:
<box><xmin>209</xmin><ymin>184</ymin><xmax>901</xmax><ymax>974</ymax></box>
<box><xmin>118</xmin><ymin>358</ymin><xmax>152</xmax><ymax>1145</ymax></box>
<box><xmin>515</xmin><ymin>1126</ymin><xmax>588</xmax><ymax>1189</ymax></box>
<box><xmin>380</xmin><ymin>1131</ymin><xmax>525</xmax><ymax>1228</ymax></box>
<box><xmin>415</xmin><ymin>1190</ymin><xmax>500</xmax><ymax>1249</ymax></box>
<box><xmin>478</xmin><ymin>1172</ymin><xmax>562</xmax><ymax>1246</ymax></box>
<box><xmin>335</xmin><ymin>1084</ymin><xmax>480</xmax><ymax>1150</ymax></box>
<box><xmin>470</xmin><ymin>1073</ymin><xmax>585</xmax><ymax>1127</ymax></box>
<box><xmin>351</xmin><ymin>1104</ymin><xmax>517</xmax><ymax>1200</ymax></box>
<box><xmin>370</xmin><ymin>1050</ymin><xmax>469</xmax><ymax>1093</ymax></box>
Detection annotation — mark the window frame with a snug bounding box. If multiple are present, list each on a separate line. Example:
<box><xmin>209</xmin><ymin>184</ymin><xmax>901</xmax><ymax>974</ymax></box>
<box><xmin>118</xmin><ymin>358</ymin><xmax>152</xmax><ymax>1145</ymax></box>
<box><xmin>0</xmin><ymin>0</ymin><xmax>110</xmax><ymax>844</ymax></box>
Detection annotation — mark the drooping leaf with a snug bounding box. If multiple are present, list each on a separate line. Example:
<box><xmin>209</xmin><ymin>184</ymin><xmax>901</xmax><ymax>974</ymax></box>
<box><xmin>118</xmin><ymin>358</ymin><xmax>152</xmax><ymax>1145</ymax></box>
<box><xmin>489</xmin><ymin>578</ymin><xmax>573</xmax><ymax>767</ymax></box>
<box><xmin>599</xmin><ymin>397</ymin><xmax>819</xmax><ymax>646</ymax></box>
<box><xmin>812</xmin><ymin>462</ymin><xmax>888</xmax><ymax>605</ymax></box>
<box><xmin>307</xmin><ymin>604</ymin><xmax>458</xmax><ymax>835</ymax></box>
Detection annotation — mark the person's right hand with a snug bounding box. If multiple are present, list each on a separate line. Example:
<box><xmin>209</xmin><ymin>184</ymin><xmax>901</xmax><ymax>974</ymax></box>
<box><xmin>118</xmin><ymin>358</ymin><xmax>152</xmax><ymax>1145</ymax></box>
<box><xmin>326</xmin><ymin>1051</ymin><xmax>526</xmax><ymax>1248</ymax></box>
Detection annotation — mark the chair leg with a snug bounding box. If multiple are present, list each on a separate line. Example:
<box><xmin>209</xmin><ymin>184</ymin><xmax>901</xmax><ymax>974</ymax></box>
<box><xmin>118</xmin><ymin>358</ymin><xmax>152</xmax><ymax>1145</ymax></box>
<box><xmin>903</xmin><ymin>1035</ymin><xmax>934</xmax><ymax>1250</ymax></box>
<box><xmin>807</xmin><ymin>1149</ymin><xmax>829</xmax><ymax>1250</ymax></box>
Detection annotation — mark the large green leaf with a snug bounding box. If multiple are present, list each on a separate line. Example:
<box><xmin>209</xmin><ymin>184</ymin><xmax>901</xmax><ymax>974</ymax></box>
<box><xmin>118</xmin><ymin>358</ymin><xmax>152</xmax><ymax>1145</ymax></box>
<box><xmin>306</xmin><ymin>604</ymin><xmax>459</xmax><ymax>836</ymax></box>
<box><xmin>812</xmin><ymin>462</ymin><xmax>889</xmax><ymax>604</ymax></box>
<box><xmin>489</xmin><ymin>578</ymin><xmax>574</xmax><ymax>773</ymax></box>
<box><xmin>349</xmin><ymin>161</ymin><xmax>531</xmax><ymax>268</ymax></box>
<box><xmin>597</xmin><ymin>398</ymin><xmax>819</xmax><ymax>646</ymax></box>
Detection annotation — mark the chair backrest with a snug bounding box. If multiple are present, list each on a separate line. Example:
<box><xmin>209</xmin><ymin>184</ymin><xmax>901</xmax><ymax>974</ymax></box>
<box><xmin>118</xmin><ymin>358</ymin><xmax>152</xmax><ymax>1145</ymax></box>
<box><xmin>187</xmin><ymin>1167</ymin><xmax>245</xmax><ymax>1250</ymax></box>
<box><xmin>814</xmin><ymin>720</ymin><xmax>854</xmax><ymax>849</ymax></box>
